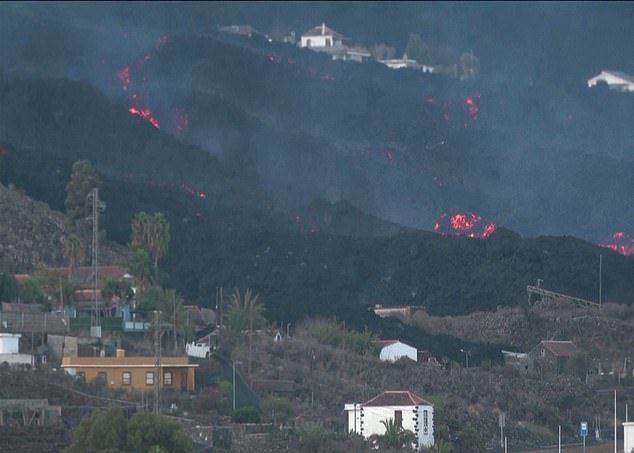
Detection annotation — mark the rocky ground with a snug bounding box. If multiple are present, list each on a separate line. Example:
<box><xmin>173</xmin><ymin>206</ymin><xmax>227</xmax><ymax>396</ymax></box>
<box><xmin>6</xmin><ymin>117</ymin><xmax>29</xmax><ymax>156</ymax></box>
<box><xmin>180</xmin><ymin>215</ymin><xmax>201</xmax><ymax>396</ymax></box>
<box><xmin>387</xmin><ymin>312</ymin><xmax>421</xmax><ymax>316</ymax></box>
<box><xmin>411</xmin><ymin>301</ymin><xmax>634</xmax><ymax>364</ymax></box>
<box><xmin>0</xmin><ymin>183</ymin><xmax>128</xmax><ymax>273</ymax></box>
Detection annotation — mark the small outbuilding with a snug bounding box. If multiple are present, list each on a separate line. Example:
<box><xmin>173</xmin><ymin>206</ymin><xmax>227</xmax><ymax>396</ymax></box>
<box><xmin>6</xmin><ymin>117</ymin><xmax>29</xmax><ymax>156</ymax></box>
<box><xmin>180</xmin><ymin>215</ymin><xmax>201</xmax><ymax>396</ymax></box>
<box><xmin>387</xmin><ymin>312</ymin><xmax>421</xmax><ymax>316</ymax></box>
<box><xmin>378</xmin><ymin>340</ymin><xmax>417</xmax><ymax>363</ymax></box>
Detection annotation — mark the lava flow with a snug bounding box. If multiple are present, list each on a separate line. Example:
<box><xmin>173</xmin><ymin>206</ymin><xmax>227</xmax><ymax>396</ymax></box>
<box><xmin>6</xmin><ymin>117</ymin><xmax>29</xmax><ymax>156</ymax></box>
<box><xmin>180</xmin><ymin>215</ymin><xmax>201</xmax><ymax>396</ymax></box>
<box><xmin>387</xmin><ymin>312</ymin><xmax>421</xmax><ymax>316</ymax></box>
<box><xmin>601</xmin><ymin>231</ymin><xmax>634</xmax><ymax>256</ymax></box>
<box><xmin>464</xmin><ymin>93</ymin><xmax>480</xmax><ymax>120</ymax></box>
<box><xmin>114</xmin><ymin>36</ymin><xmax>169</xmax><ymax>129</ymax></box>
<box><xmin>128</xmin><ymin>105</ymin><xmax>160</xmax><ymax>129</ymax></box>
<box><xmin>433</xmin><ymin>210</ymin><xmax>496</xmax><ymax>239</ymax></box>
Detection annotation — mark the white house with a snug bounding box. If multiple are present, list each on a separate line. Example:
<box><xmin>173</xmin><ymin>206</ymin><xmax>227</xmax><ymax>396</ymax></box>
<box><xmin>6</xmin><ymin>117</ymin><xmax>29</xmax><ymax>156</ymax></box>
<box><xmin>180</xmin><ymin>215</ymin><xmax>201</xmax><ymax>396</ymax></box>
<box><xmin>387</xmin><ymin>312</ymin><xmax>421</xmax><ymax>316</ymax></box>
<box><xmin>379</xmin><ymin>53</ymin><xmax>421</xmax><ymax>70</ymax></box>
<box><xmin>300</xmin><ymin>23</ymin><xmax>346</xmax><ymax>49</ymax></box>
<box><xmin>587</xmin><ymin>70</ymin><xmax>634</xmax><ymax>92</ymax></box>
<box><xmin>345</xmin><ymin>390</ymin><xmax>434</xmax><ymax>449</ymax></box>
<box><xmin>0</xmin><ymin>333</ymin><xmax>33</xmax><ymax>366</ymax></box>
<box><xmin>186</xmin><ymin>335</ymin><xmax>213</xmax><ymax>359</ymax></box>
<box><xmin>332</xmin><ymin>45</ymin><xmax>372</xmax><ymax>63</ymax></box>
<box><xmin>624</xmin><ymin>422</ymin><xmax>634</xmax><ymax>453</ymax></box>
<box><xmin>378</xmin><ymin>340</ymin><xmax>418</xmax><ymax>362</ymax></box>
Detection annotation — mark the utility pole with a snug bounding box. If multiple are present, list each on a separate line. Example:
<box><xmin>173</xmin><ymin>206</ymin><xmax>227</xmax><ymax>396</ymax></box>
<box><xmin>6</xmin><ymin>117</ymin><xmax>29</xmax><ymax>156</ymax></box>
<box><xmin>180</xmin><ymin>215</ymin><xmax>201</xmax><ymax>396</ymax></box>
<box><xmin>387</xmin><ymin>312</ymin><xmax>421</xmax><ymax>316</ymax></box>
<box><xmin>89</xmin><ymin>188</ymin><xmax>101</xmax><ymax>338</ymax></box>
<box><xmin>173</xmin><ymin>292</ymin><xmax>177</xmax><ymax>354</ymax></box>
<box><xmin>599</xmin><ymin>254</ymin><xmax>603</xmax><ymax>307</ymax></box>
<box><xmin>558</xmin><ymin>425</ymin><xmax>561</xmax><ymax>453</ymax></box>
<box><xmin>248</xmin><ymin>310</ymin><xmax>253</xmax><ymax>378</ymax></box>
<box><xmin>154</xmin><ymin>310</ymin><xmax>162</xmax><ymax>414</ymax></box>
<box><xmin>232</xmin><ymin>360</ymin><xmax>242</xmax><ymax>411</ymax></box>
<box><xmin>217</xmin><ymin>287</ymin><xmax>223</xmax><ymax>351</ymax></box>
<box><xmin>614</xmin><ymin>389</ymin><xmax>617</xmax><ymax>453</ymax></box>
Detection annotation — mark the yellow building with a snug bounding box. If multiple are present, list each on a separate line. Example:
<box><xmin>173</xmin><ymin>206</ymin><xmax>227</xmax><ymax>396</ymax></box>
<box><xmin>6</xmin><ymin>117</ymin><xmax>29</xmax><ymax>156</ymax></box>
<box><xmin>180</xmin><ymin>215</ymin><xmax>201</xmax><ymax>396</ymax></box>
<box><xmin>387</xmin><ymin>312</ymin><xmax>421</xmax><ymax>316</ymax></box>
<box><xmin>61</xmin><ymin>349</ymin><xmax>197</xmax><ymax>392</ymax></box>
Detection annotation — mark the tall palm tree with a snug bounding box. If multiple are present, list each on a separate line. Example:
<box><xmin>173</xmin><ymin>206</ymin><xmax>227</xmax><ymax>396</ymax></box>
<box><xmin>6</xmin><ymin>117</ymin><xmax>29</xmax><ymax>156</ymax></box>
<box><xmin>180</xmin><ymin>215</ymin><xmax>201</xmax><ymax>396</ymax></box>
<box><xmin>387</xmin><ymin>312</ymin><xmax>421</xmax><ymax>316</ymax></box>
<box><xmin>131</xmin><ymin>212</ymin><xmax>170</xmax><ymax>282</ymax></box>
<box><xmin>63</xmin><ymin>234</ymin><xmax>85</xmax><ymax>280</ymax></box>
<box><xmin>229</xmin><ymin>288</ymin><xmax>264</xmax><ymax>376</ymax></box>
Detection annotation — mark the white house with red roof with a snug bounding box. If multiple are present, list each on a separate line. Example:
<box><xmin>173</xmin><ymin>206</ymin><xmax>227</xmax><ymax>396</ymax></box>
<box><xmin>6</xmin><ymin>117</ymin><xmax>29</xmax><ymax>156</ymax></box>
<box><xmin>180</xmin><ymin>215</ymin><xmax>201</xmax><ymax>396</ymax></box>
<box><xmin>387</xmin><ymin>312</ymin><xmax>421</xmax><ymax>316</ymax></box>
<box><xmin>378</xmin><ymin>339</ymin><xmax>418</xmax><ymax>363</ymax></box>
<box><xmin>345</xmin><ymin>390</ymin><xmax>434</xmax><ymax>448</ymax></box>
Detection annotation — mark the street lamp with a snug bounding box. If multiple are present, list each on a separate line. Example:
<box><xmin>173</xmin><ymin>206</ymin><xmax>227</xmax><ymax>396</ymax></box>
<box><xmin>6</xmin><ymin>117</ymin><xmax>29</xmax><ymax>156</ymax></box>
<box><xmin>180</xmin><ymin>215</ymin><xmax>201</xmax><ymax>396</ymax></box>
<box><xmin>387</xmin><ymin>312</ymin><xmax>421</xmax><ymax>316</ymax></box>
<box><xmin>232</xmin><ymin>360</ymin><xmax>243</xmax><ymax>411</ymax></box>
<box><xmin>460</xmin><ymin>349</ymin><xmax>469</xmax><ymax>368</ymax></box>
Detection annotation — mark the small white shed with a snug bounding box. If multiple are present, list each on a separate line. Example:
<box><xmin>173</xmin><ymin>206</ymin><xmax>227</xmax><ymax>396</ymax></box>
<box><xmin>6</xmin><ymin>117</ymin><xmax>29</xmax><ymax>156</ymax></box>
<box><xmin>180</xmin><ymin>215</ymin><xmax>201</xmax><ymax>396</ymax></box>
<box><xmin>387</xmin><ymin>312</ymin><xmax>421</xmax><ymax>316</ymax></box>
<box><xmin>624</xmin><ymin>422</ymin><xmax>634</xmax><ymax>453</ymax></box>
<box><xmin>0</xmin><ymin>333</ymin><xmax>33</xmax><ymax>366</ymax></box>
<box><xmin>378</xmin><ymin>340</ymin><xmax>418</xmax><ymax>363</ymax></box>
<box><xmin>0</xmin><ymin>333</ymin><xmax>21</xmax><ymax>354</ymax></box>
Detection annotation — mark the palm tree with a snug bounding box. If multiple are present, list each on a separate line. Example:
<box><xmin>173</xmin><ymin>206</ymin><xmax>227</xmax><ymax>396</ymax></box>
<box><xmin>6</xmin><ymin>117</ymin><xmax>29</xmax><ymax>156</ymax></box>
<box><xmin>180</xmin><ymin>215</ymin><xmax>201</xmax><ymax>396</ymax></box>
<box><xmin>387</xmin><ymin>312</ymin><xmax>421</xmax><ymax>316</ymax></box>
<box><xmin>229</xmin><ymin>288</ymin><xmax>264</xmax><ymax>376</ymax></box>
<box><xmin>131</xmin><ymin>212</ymin><xmax>170</xmax><ymax>282</ymax></box>
<box><xmin>370</xmin><ymin>418</ymin><xmax>417</xmax><ymax>450</ymax></box>
<box><xmin>63</xmin><ymin>234</ymin><xmax>84</xmax><ymax>280</ymax></box>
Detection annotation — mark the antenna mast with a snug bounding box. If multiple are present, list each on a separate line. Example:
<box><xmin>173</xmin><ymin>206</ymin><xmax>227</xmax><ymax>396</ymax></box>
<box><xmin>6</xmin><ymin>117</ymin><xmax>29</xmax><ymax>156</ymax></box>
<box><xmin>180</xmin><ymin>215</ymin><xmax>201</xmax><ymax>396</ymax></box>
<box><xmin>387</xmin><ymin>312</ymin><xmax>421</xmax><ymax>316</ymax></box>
<box><xmin>90</xmin><ymin>188</ymin><xmax>101</xmax><ymax>338</ymax></box>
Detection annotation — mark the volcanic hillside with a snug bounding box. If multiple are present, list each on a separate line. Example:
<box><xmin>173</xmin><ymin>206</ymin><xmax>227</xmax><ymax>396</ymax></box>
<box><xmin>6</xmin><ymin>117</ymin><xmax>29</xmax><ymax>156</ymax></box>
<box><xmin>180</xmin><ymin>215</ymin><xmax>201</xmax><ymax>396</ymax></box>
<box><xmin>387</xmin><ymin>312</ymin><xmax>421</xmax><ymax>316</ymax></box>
<box><xmin>0</xmin><ymin>182</ymin><xmax>126</xmax><ymax>272</ymax></box>
<box><xmin>0</xmin><ymin>7</ymin><xmax>632</xmax><ymax>323</ymax></box>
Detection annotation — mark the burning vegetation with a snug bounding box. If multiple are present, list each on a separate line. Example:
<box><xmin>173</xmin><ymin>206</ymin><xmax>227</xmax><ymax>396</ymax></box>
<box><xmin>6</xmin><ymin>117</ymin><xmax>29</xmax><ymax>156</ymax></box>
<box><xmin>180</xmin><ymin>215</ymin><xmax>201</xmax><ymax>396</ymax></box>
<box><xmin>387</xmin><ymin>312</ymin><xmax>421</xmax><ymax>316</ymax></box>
<box><xmin>433</xmin><ymin>210</ymin><xmax>496</xmax><ymax>239</ymax></box>
<box><xmin>601</xmin><ymin>231</ymin><xmax>634</xmax><ymax>256</ymax></box>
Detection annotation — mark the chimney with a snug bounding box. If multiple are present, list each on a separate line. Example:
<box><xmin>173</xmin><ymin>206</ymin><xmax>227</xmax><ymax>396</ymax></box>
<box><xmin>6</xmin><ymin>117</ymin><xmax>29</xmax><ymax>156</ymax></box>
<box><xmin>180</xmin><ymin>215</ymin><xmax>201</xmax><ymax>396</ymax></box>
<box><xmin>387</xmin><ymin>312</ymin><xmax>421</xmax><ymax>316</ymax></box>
<box><xmin>116</xmin><ymin>348</ymin><xmax>126</xmax><ymax>358</ymax></box>
<box><xmin>322</xmin><ymin>23</ymin><xmax>325</xmax><ymax>35</ymax></box>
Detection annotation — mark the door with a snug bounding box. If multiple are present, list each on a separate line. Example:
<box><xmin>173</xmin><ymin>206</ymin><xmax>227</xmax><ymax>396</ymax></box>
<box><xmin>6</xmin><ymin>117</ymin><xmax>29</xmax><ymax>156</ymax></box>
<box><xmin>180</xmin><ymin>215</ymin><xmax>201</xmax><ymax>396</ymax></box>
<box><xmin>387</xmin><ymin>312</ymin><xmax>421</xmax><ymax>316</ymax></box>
<box><xmin>394</xmin><ymin>410</ymin><xmax>402</xmax><ymax>429</ymax></box>
<box><xmin>180</xmin><ymin>370</ymin><xmax>188</xmax><ymax>391</ymax></box>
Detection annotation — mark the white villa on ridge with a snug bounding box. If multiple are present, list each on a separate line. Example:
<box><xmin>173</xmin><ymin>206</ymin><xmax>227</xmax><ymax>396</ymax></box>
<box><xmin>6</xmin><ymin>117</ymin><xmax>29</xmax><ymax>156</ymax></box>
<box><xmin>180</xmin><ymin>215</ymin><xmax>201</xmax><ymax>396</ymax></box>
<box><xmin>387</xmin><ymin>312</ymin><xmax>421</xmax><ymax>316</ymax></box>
<box><xmin>300</xmin><ymin>23</ymin><xmax>346</xmax><ymax>49</ymax></box>
<box><xmin>300</xmin><ymin>23</ymin><xmax>371</xmax><ymax>63</ymax></box>
<box><xmin>378</xmin><ymin>339</ymin><xmax>418</xmax><ymax>362</ymax></box>
<box><xmin>587</xmin><ymin>70</ymin><xmax>634</xmax><ymax>92</ymax></box>
<box><xmin>345</xmin><ymin>390</ymin><xmax>435</xmax><ymax>449</ymax></box>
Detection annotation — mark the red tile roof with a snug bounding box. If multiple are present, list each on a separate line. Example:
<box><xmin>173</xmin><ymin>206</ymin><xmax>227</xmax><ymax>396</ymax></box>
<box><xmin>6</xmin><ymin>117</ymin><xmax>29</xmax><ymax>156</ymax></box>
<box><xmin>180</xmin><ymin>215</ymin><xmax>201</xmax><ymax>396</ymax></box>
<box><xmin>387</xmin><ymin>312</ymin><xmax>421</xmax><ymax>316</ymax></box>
<box><xmin>1</xmin><ymin>302</ymin><xmax>44</xmax><ymax>313</ymax></box>
<box><xmin>363</xmin><ymin>390</ymin><xmax>432</xmax><ymax>407</ymax></box>
<box><xmin>46</xmin><ymin>266</ymin><xmax>130</xmax><ymax>289</ymax></box>
<box><xmin>540</xmin><ymin>340</ymin><xmax>578</xmax><ymax>357</ymax></box>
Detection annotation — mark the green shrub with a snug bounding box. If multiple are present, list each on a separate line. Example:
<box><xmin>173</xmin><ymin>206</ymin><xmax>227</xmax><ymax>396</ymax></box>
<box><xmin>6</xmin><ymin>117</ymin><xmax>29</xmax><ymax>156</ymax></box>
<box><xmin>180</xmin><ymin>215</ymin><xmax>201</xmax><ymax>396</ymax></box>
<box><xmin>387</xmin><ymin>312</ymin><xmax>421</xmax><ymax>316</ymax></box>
<box><xmin>304</xmin><ymin>320</ymin><xmax>379</xmax><ymax>355</ymax></box>
<box><xmin>231</xmin><ymin>406</ymin><xmax>260</xmax><ymax>423</ymax></box>
<box><xmin>261</xmin><ymin>396</ymin><xmax>295</xmax><ymax>425</ymax></box>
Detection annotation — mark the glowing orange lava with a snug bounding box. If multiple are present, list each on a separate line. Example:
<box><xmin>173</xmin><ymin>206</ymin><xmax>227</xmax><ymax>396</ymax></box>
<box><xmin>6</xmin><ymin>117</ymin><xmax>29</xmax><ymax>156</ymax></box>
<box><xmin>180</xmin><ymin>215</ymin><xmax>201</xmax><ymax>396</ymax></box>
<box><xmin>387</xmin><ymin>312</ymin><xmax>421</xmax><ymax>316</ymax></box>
<box><xmin>434</xmin><ymin>210</ymin><xmax>496</xmax><ymax>239</ymax></box>
<box><xmin>601</xmin><ymin>231</ymin><xmax>634</xmax><ymax>256</ymax></box>
<box><xmin>128</xmin><ymin>105</ymin><xmax>160</xmax><ymax>129</ymax></box>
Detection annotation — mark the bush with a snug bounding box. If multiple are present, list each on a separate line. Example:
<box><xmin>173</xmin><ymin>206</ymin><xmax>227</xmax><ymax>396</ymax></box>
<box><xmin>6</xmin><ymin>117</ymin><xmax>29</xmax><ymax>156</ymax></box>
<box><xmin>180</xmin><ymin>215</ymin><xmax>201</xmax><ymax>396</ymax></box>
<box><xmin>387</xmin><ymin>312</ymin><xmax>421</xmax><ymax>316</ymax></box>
<box><xmin>261</xmin><ymin>396</ymin><xmax>295</xmax><ymax>426</ymax></box>
<box><xmin>304</xmin><ymin>320</ymin><xmax>379</xmax><ymax>355</ymax></box>
<box><xmin>231</xmin><ymin>406</ymin><xmax>261</xmax><ymax>423</ymax></box>
<box><xmin>65</xmin><ymin>407</ymin><xmax>192</xmax><ymax>453</ymax></box>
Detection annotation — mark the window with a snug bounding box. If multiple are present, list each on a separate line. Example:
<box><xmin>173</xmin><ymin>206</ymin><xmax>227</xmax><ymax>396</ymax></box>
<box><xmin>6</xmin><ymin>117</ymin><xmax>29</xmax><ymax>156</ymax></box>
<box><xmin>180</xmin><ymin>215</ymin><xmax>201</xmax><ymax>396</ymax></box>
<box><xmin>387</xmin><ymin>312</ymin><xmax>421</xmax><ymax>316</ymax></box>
<box><xmin>394</xmin><ymin>410</ymin><xmax>402</xmax><ymax>429</ymax></box>
<box><xmin>122</xmin><ymin>371</ymin><xmax>131</xmax><ymax>385</ymax></box>
<box><xmin>423</xmin><ymin>410</ymin><xmax>429</xmax><ymax>435</ymax></box>
<box><xmin>146</xmin><ymin>371</ymin><xmax>155</xmax><ymax>385</ymax></box>
<box><xmin>164</xmin><ymin>371</ymin><xmax>172</xmax><ymax>386</ymax></box>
